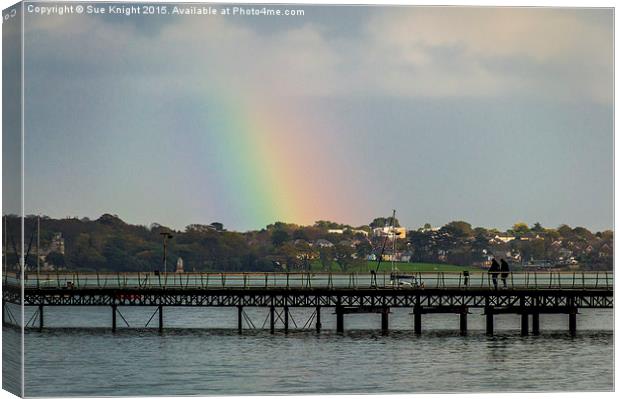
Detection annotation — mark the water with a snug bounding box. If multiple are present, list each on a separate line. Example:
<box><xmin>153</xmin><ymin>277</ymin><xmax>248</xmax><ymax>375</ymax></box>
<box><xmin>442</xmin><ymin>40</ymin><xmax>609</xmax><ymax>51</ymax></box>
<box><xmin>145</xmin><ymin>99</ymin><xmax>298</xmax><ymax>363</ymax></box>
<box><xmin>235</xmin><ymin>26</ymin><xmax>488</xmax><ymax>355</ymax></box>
<box><xmin>2</xmin><ymin>306</ymin><xmax>614</xmax><ymax>396</ymax></box>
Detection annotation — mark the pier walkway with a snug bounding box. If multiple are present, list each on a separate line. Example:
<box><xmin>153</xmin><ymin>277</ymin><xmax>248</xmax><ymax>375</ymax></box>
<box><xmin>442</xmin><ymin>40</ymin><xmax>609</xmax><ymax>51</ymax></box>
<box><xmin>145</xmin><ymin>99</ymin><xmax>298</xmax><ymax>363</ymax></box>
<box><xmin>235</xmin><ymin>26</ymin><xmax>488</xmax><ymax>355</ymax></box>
<box><xmin>2</xmin><ymin>271</ymin><xmax>613</xmax><ymax>336</ymax></box>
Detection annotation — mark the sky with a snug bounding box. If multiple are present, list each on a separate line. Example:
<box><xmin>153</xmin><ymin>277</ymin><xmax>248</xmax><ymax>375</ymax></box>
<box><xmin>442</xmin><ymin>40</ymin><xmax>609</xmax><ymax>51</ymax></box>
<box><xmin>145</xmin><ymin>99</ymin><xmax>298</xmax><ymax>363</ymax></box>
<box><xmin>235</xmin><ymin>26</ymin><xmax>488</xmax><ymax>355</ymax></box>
<box><xmin>5</xmin><ymin>4</ymin><xmax>614</xmax><ymax>232</ymax></box>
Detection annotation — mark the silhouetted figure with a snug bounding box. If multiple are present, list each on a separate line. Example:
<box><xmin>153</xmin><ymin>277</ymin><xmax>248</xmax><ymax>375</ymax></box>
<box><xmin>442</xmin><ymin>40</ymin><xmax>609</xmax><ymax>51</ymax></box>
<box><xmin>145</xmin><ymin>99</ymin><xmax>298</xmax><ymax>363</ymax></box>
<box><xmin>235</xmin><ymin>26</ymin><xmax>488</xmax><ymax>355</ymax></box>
<box><xmin>370</xmin><ymin>270</ymin><xmax>377</xmax><ymax>287</ymax></box>
<box><xmin>488</xmin><ymin>259</ymin><xmax>500</xmax><ymax>289</ymax></box>
<box><xmin>500</xmin><ymin>259</ymin><xmax>510</xmax><ymax>288</ymax></box>
<box><xmin>463</xmin><ymin>271</ymin><xmax>470</xmax><ymax>287</ymax></box>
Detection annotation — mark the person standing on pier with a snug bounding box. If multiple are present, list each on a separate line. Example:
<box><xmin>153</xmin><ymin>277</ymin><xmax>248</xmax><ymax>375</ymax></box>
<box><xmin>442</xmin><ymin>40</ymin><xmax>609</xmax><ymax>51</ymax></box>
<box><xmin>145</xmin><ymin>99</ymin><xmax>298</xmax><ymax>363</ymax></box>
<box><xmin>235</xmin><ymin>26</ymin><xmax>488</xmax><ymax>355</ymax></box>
<box><xmin>500</xmin><ymin>259</ymin><xmax>510</xmax><ymax>288</ymax></box>
<box><xmin>488</xmin><ymin>259</ymin><xmax>500</xmax><ymax>289</ymax></box>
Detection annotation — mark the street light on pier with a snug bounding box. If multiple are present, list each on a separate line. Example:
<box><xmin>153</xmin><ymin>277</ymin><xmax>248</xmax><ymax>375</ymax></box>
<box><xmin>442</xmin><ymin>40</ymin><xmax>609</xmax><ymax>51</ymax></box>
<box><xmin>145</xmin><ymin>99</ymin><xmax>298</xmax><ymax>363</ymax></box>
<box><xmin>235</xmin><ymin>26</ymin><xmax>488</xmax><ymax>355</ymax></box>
<box><xmin>160</xmin><ymin>232</ymin><xmax>174</xmax><ymax>274</ymax></box>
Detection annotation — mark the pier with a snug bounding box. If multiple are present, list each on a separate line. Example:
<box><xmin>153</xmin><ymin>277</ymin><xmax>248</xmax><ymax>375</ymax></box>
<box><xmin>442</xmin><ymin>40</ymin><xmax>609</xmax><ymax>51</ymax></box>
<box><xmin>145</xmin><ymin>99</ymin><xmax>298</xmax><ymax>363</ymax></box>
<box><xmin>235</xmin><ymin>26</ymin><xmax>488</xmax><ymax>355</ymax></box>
<box><xmin>2</xmin><ymin>271</ymin><xmax>613</xmax><ymax>336</ymax></box>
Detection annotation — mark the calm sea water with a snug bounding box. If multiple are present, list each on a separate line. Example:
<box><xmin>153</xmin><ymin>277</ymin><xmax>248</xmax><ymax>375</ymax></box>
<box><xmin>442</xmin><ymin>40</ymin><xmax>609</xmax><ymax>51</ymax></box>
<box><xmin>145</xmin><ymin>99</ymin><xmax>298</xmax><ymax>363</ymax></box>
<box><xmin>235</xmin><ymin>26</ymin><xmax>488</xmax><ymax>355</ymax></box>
<box><xmin>2</xmin><ymin>305</ymin><xmax>614</xmax><ymax>396</ymax></box>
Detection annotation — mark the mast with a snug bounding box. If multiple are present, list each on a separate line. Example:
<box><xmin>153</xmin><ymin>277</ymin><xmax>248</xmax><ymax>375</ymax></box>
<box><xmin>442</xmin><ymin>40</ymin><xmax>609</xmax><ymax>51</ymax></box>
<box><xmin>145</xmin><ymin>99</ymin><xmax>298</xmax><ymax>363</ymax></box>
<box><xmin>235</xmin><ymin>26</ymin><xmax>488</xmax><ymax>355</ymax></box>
<box><xmin>391</xmin><ymin>209</ymin><xmax>396</xmax><ymax>273</ymax></box>
<box><xmin>3</xmin><ymin>216</ymin><xmax>6</xmax><ymax>278</ymax></box>
<box><xmin>37</xmin><ymin>216</ymin><xmax>40</xmax><ymax>276</ymax></box>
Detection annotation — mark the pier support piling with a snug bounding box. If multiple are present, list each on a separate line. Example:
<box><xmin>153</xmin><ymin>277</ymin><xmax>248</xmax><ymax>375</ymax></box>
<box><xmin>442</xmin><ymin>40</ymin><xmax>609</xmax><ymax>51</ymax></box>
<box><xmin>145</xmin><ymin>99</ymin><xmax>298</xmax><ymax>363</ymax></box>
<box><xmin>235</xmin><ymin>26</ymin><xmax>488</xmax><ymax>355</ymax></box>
<box><xmin>459</xmin><ymin>307</ymin><xmax>467</xmax><ymax>335</ymax></box>
<box><xmin>336</xmin><ymin>306</ymin><xmax>344</xmax><ymax>333</ymax></box>
<box><xmin>2</xmin><ymin>300</ymin><xmax>6</xmax><ymax>326</ymax></box>
<box><xmin>569</xmin><ymin>310</ymin><xmax>577</xmax><ymax>336</ymax></box>
<box><xmin>381</xmin><ymin>307</ymin><xmax>389</xmax><ymax>333</ymax></box>
<box><xmin>284</xmin><ymin>306</ymin><xmax>289</xmax><ymax>334</ymax></box>
<box><xmin>520</xmin><ymin>297</ymin><xmax>528</xmax><ymax>336</ymax></box>
<box><xmin>568</xmin><ymin>296</ymin><xmax>577</xmax><ymax>336</ymax></box>
<box><xmin>485</xmin><ymin>310</ymin><xmax>494</xmax><ymax>335</ymax></box>
<box><xmin>532</xmin><ymin>296</ymin><xmax>540</xmax><ymax>335</ymax></box>
<box><xmin>414</xmin><ymin>296</ymin><xmax>422</xmax><ymax>335</ymax></box>
<box><xmin>38</xmin><ymin>304</ymin><xmax>44</xmax><ymax>331</ymax></box>
<box><xmin>485</xmin><ymin>297</ymin><xmax>494</xmax><ymax>336</ymax></box>
<box><xmin>315</xmin><ymin>306</ymin><xmax>322</xmax><ymax>332</ymax></box>
<box><xmin>521</xmin><ymin>312</ymin><xmax>529</xmax><ymax>336</ymax></box>
<box><xmin>269</xmin><ymin>306</ymin><xmax>275</xmax><ymax>334</ymax></box>
<box><xmin>158</xmin><ymin>305</ymin><xmax>163</xmax><ymax>332</ymax></box>
<box><xmin>532</xmin><ymin>312</ymin><xmax>540</xmax><ymax>335</ymax></box>
<box><xmin>237</xmin><ymin>306</ymin><xmax>243</xmax><ymax>333</ymax></box>
<box><xmin>112</xmin><ymin>305</ymin><xmax>117</xmax><ymax>332</ymax></box>
<box><xmin>414</xmin><ymin>310</ymin><xmax>422</xmax><ymax>334</ymax></box>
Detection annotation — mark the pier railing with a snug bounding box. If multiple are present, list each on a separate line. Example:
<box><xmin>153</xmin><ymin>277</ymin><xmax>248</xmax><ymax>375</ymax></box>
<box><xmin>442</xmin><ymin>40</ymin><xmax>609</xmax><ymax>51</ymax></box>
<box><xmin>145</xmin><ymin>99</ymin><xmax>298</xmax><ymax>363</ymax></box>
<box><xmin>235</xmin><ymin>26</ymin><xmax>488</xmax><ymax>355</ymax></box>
<box><xmin>2</xmin><ymin>271</ymin><xmax>614</xmax><ymax>290</ymax></box>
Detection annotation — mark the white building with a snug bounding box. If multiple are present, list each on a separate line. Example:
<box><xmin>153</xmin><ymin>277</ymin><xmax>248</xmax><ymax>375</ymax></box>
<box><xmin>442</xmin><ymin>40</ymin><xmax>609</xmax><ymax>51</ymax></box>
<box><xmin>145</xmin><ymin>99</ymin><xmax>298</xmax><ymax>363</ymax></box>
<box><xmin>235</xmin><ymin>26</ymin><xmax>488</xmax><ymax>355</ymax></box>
<box><xmin>372</xmin><ymin>226</ymin><xmax>407</xmax><ymax>240</ymax></box>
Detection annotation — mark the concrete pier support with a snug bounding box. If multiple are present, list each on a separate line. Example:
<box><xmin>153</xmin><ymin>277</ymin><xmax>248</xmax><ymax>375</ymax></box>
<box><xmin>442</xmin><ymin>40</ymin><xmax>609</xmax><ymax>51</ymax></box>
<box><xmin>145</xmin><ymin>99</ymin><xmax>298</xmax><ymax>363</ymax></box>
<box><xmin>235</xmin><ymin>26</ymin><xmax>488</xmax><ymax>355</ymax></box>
<box><xmin>38</xmin><ymin>304</ymin><xmax>44</xmax><ymax>331</ymax></box>
<box><xmin>158</xmin><ymin>305</ymin><xmax>163</xmax><ymax>332</ymax></box>
<box><xmin>269</xmin><ymin>306</ymin><xmax>275</xmax><ymax>334</ymax></box>
<box><xmin>381</xmin><ymin>307</ymin><xmax>389</xmax><ymax>333</ymax></box>
<box><xmin>459</xmin><ymin>308</ymin><xmax>467</xmax><ymax>335</ymax></box>
<box><xmin>112</xmin><ymin>305</ymin><xmax>117</xmax><ymax>332</ymax></box>
<box><xmin>315</xmin><ymin>306</ymin><xmax>322</xmax><ymax>332</ymax></box>
<box><xmin>284</xmin><ymin>306</ymin><xmax>289</xmax><ymax>334</ymax></box>
<box><xmin>237</xmin><ymin>306</ymin><xmax>243</xmax><ymax>333</ymax></box>
<box><xmin>336</xmin><ymin>306</ymin><xmax>344</xmax><ymax>333</ymax></box>
<box><xmin>532</xmin><ymin>312</ymin><xmax>540</xmax><ymax>335</ymax></box>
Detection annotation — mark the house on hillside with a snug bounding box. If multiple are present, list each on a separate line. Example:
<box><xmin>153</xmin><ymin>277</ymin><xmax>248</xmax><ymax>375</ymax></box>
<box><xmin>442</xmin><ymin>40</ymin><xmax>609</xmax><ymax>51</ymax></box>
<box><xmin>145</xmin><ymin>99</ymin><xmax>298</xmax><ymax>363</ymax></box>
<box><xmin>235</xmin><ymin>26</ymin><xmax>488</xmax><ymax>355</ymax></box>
<box><xmin>489</xmin><ymin>235</ymin><xmax>516</xmax><ymax>244</ymax></box>
<box><xmin>314</xmin><ymin>239</ymin><xmax>335</xmax><ymax>248</ymax></box>
<box><xmin>372</xmin><ymin>226</ymin><xmax>407</xmax><ymax>240</ymax></box>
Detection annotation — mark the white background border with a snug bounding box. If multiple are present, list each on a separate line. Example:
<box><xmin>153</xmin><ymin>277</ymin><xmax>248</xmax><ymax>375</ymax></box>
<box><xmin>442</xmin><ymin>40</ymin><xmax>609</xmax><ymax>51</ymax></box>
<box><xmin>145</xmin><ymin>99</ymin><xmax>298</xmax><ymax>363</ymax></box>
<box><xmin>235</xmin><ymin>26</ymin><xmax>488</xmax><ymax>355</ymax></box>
<box><xmin>0</xmin><ymin>1</ymin><xmax>617</xmax><ymax>398</ymax></box>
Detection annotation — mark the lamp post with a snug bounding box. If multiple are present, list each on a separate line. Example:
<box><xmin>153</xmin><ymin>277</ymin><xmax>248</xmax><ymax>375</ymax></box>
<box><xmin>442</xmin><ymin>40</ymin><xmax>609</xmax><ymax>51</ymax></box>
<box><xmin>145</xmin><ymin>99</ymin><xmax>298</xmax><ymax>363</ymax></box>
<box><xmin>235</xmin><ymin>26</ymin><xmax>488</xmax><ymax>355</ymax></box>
<box><xmin>3</xmin><ymin>216</ymin><xmax>6</xmax><ymax>282</ymax></box>
<box><xmin>160</xmin><ymin>232</ymin><xmax>174</xmax><ymax>274</ymax></box>
<box><xmin>37</xmin><ymin>216</ymin><xmax>40</xmax><ymax>287</ymax></box>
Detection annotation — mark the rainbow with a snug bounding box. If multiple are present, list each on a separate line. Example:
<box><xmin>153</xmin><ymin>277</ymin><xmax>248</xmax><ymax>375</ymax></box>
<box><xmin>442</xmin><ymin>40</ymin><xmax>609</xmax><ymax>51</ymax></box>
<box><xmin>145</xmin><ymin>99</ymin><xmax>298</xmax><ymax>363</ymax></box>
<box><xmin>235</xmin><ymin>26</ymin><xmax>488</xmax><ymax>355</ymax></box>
<box><xmin>189</xmin><ymin>88</ymin><xmax>336</xmax><ymax>230</ymax></box>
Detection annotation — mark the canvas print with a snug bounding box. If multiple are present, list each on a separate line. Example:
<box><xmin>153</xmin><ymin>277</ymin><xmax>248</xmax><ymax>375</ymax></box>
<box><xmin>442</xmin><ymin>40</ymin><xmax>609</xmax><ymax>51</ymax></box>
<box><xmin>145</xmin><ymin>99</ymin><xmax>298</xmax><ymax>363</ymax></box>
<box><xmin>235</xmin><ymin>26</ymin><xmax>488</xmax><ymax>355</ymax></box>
<box><xmin>1</xmin><ymin>1</ymin><xmax>614</xmax><ymax>397</ymax></box>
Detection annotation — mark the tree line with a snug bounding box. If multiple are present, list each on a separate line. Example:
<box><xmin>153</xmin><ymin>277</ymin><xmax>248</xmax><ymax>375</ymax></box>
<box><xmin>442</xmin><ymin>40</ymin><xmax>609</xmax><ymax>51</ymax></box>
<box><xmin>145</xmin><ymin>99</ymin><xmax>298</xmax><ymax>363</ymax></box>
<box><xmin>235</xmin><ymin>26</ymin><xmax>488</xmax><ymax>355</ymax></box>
<box><xmin>1</xmin><ymin>214</ymin><xmax>613</xmax><ymax>272</ymax></box>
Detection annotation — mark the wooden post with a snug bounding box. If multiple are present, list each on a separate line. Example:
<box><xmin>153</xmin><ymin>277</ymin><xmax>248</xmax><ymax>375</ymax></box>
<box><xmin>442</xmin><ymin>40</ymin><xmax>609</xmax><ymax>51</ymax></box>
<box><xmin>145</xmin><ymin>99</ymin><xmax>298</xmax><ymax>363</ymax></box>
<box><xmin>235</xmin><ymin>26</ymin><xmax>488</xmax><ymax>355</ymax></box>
<box><xmin>459</xmin><ymin>307</ymin><xmax>467</xmax><ymax>335</ymax></box>
<box><xmin>283</xmin><ymin>306</ymin><xmax>289</xmax><ymax>334</ymax></box>
<box><xmin>414</xmin><ymin>296</ymin><xmax>422</xmax><ymax>335</ymax></box>
<box><xmin>315</xmin><ymin>306</ymin><xmax>322</xmax><ymax>332</ymax></box>
<box><xmin>112</xmin><ymin>305</ymin><xmax>117</xmax><ymax>332</ymax></box>
<box><xmin>269</xmin><ymin>306</ymin><xmax>275</xmax><ymax>334</ymax></box>
<box><xmin>237</xmin><ymin>305</ymin><xmax>243</xmax><ymax>333</ymax></box>
<box><xmin>158</xmin><ymin>305</ymin><xmax>163</xmax><ymax>332</ymax></box>
<box><xmin>381</xmin><ymin>307</ymin><xmax>389</xmax><ymax>333</ymax></box>
<box><xmin>336</xmin><ymin>306</ymin><xmax>344</xmax><ymax>333</ymax></box>
<box><xmin>520</xmin><ymin>297</ymin><xmax>528</xmax><ymax>336</ymax></box>
<box><xmin>38</xmin><ymin>304</ymin><xmax>44</xmax><ymax>331</ymax></box>
<box><xmin>485</xmin><ymin>297</ymin><xmax>493</xmax><ymax>336</ymax></box>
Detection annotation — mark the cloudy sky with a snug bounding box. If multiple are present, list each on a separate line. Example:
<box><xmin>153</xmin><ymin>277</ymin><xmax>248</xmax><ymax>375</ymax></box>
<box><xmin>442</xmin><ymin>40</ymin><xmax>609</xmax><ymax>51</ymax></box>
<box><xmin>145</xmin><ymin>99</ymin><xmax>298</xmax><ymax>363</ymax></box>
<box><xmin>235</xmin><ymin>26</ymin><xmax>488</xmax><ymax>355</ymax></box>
<box><xmin>9</xmin><ymin>4</ymin><xmax>614</xmax><ymax>231</ymax></box>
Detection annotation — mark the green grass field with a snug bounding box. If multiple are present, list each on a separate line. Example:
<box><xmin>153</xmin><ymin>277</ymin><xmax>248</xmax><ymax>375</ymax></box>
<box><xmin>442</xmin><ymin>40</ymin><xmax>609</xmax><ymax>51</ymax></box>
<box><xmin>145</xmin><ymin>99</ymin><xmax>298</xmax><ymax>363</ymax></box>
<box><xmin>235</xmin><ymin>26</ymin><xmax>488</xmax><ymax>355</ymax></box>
<box><xmin>310</xmin><ymin>260</ymin><xmax>480</xmax><ymax>273</ymax></box>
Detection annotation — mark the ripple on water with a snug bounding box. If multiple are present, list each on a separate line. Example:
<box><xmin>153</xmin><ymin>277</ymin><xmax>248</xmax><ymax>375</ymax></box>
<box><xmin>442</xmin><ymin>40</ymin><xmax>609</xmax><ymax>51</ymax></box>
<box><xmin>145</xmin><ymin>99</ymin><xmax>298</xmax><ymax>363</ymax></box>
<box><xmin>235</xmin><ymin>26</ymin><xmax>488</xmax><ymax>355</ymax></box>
<box><xmin>0</xmin><ymin>307</ymin><xmax>613</xmax><ymax>396</ymax></box>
